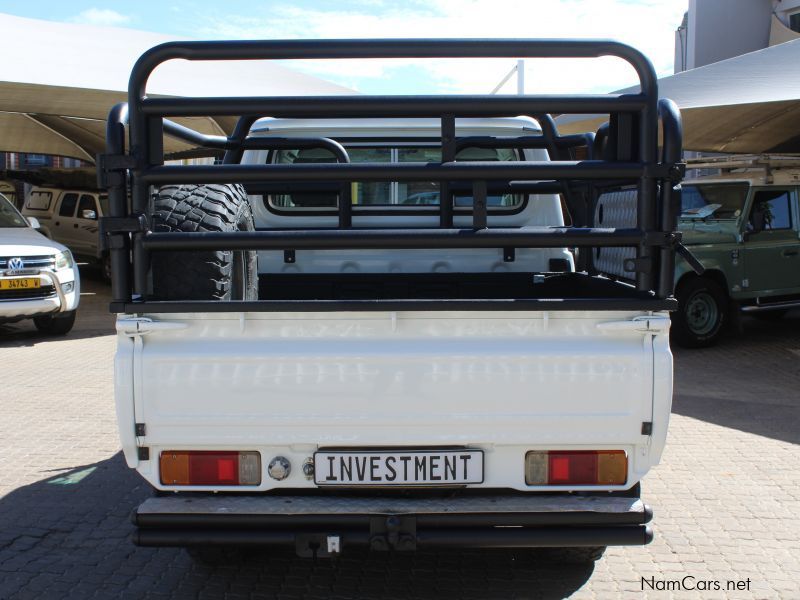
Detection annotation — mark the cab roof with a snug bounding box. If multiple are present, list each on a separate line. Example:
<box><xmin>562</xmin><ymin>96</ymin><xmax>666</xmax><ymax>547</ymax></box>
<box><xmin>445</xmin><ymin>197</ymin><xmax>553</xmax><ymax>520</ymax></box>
<box><xmin>250</xmin><ymin>117</ymin><xmax>542</xmax><ymax>137</ymax></box>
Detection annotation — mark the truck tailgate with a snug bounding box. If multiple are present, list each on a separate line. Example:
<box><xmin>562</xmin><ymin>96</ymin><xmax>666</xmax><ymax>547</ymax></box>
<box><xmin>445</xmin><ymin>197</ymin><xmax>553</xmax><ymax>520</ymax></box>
<box><xmin>115</xmin><ymin>310</ymin><xmax>672</xmax><ymax>489</ymax></box>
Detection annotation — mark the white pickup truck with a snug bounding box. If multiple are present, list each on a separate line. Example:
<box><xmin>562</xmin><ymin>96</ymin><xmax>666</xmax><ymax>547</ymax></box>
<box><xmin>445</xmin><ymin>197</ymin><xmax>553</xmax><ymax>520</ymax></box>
<box><xmin>101</xmin><ymin>39</ymin><xmax>684</xmax><ymax>565</ymax></box>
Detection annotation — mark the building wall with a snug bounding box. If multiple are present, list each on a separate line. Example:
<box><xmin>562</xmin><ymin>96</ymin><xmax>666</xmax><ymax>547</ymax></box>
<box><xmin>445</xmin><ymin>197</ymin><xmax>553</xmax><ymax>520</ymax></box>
<box><xmin>674</xmin><ymin>0</ymin><xmax>800</xmax><ymax>167</ymax></box>
<box><xmin>677</xmin><ymin>0</ymin><xmax>800</xmax><ymax>72</ymax></box>
<box><xmin>771</xmin><ymin>0</ymin><xmax>800</xmax><ymax>43</ymax></box>
<box><xmin>684</xmin><ymin>0</ymin><xmax>773</xmax><ymax>71</ymax></box>
<box><xmin>2</xmin><ymin>152</ymin><xmax>86</xmax><ymax>170</ymax></box>
<box><xmin>675</xmin><ymin>12</ymin><xmax>689</xmax><ymax>73</ymax></box>
<box><xmin>776</xmin><ymin>0</ymin><xmax>800</xmax><ymax>21</ymax></box>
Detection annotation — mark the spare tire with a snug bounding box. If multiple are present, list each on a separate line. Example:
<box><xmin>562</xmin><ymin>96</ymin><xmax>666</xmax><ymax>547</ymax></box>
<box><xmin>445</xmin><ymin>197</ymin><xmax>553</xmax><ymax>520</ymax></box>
<box><xmin>151</xmin><ymin>184</ymin><xmax>258</xmax><ymax>301</ymax></box>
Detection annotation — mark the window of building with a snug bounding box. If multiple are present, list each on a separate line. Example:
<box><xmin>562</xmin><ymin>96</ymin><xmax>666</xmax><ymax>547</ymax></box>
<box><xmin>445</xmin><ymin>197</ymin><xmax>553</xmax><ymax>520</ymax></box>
<box><xmin>23</xmin><ymin>154</ymin><xmax>49</xmax><ymax>167</ymax></box>
<box><xmin>790</xmin><ymin>12</ymin><xmax>800</xmax><ymax>33</ymax></box>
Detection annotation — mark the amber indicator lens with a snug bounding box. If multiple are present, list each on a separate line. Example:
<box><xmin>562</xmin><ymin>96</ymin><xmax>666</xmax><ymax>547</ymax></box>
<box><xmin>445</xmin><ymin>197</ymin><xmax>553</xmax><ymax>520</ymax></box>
<box><xmin>160</xmin><ymin>451</ymin><xmax>261</xmax><ymax>486</ymax></box>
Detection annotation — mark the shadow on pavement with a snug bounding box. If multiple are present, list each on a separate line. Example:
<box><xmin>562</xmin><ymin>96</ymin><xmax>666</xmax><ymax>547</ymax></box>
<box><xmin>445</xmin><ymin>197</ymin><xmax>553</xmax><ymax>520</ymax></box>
<box><xmin>0</xmin><ymin>325</ymin><xmax>112</xmax><ymax>347</ymax></box>
<box><xmin>0</xmin><ymin>453</ymin><xmax>596</xmax><ymax>599</ymax></box>
<box><xmin>672</xmin><ymin>311</ymin><xmax>800</xmax><ymax>445</ymax></box>
<box><xmin>672</xmin><ymin>393</ymin><xmax>799</xmax><ymax>445</ymax></box>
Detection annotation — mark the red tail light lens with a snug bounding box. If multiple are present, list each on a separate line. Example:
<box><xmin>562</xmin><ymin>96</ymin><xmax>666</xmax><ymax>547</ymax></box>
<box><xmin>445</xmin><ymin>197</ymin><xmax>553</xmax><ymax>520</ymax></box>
<box><xmin>525</xmin><ymin>450</ymin><xmax>627</xmax><ymax>485</ymax></box>
<box><xmin>549</xmin><ymin>451</ymin><xmax>597</xmax><ymax>484</ymax></box>
<box><xmin>160</xmin><ymin>451</ymin><xmax>261</xmax><ymax>486</ymax></box>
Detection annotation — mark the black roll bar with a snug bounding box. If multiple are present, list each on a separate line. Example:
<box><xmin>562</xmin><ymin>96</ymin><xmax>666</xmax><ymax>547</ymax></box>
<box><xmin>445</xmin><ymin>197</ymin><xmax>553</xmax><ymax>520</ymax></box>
<box><xmin>103</xmin><ymin>102</ymin><xmax>131</xmax><ymax>304</ymax></box>
<box><xmin>222</xmin><ymin>116</ymin><xmax>259</xmax><ymax>165</ymax></box>
<box><xmin>127</xmin><ymin>38</ymin><xmax>658</xmax><ymax>99</ymax></box>
<box><xmin>163</xmin><ymin>119</ymin><xmax>229</xmax><ymax>149</ymax></box>
<box><xmin>140</xmin><ymin>227</ymin><xmax>656</xmax><ymax>252</ymax></box>
<box><xmin>248</xmin><ymin>180</ymin><xmax>565</xmax><ymax>196</ymax></box>
<box><xmin>100</xmin><ymin>38</ymin><xmax>680</xmax><ymax>311</ymax></box>
<box><xmin>141</xmin><ymin>161</ymin><xmax>658</xmax><ymax>185</ymax></box>
<box><xmin>140</xmin><ymin>95</ymin><xmax>647</xmax><ymax>118</ymax></box>
<box><xmin>657</xmin><ymin>99</ymin><xmax>681</xmax><ymax>299</ymax></box>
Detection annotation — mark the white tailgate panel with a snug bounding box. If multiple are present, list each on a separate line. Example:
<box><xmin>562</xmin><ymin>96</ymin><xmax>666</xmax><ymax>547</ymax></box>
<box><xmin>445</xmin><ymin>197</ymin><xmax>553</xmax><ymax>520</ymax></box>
<box><xmin>133</xmin><ymin>311</ymin><xmax>655</xmax><ymax>448</ymax></box>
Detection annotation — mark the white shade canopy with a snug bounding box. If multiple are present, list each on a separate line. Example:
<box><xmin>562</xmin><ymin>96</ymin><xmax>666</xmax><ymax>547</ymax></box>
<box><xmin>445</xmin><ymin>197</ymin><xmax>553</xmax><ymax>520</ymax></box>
<box><xmin>0</xmin><ymin>13</ymin><xmax>353</xmax><ymax>163</ymax></box>
<box><xmin>556</xmin><ymin>38</ymin><xmax>800</xmax><ymax>154</ymax></box>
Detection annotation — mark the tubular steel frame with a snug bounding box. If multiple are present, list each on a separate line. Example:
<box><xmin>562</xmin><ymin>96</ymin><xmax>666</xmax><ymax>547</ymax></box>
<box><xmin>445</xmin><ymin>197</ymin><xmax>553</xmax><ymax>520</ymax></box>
<box><xmin>100</xmin><ymin>38</ymin><xmax>684</xmax><ymax>313</ymax></box>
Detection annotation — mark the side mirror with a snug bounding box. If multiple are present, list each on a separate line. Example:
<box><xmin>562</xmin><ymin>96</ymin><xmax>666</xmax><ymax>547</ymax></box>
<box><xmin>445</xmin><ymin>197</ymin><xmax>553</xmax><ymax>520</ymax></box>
<box><xmin>81</xmin><ymin>209</ymin><xmax>97</xmax><ymax>220</ymax></box>
<box><xmin>27</xmin><ymin>216</ymin><xmax>41</xmax><ymax>229</ymax></box>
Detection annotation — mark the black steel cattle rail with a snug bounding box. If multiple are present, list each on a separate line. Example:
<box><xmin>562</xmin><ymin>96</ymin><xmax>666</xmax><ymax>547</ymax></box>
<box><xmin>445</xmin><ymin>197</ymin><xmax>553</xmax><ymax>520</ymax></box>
<box><xmin>100</xmin><ymin>38</ymin><xmax>684</xmax><ymax>313</ymax></box>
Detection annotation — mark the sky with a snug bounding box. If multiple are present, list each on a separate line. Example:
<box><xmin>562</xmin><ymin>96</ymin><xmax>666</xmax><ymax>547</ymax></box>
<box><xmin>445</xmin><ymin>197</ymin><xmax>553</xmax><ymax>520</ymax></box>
<box><xmin>0</xmin><ymin>1</ymin><xmax>688</xmax><ymax>95</ymax></box>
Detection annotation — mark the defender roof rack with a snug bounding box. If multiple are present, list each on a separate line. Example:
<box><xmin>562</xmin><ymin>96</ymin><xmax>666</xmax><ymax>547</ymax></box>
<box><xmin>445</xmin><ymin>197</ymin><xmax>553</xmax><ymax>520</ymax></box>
<box><xmin>686</xmin><ymin>154</ymin><xmax>800</xmax><ymax>172</ymax></box>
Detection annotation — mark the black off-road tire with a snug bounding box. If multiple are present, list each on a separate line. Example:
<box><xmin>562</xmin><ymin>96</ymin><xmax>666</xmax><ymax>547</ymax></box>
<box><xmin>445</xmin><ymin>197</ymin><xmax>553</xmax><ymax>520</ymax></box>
<box><xmin>33</xmin><ymin>310</ymin><xmax>76</xmax><ymax>335</ymax></box>
<box><xmin>672</xmin><ymin>276</ymin><xmax>728</xmax><ymax>348</ymax></box>
<box><xmin>151</xmin><ymin>184</ymin><xmax>258</xmax><ymax>301</ymax></box>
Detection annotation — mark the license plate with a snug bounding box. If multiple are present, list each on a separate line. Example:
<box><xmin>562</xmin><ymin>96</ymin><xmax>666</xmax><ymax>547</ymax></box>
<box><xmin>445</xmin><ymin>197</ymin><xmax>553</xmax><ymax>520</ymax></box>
<box><xmin>0</xmin><ymin>278</ymin><xmax>40</xmax><ymax>290</ymax></box>
<box><xmin>314</xmin><ymin>450</ymin><xmax>484</xmax><ymax>486</ymax></box>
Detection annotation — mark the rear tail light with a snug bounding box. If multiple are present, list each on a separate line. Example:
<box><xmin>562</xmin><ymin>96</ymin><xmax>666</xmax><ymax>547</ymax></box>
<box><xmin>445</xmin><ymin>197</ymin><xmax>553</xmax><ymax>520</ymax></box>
<box><xmin>525</xmin><ymin>450</ymin><xmax>627</xmax><ymax>485</ymax></box>
<box><xmin>160</xmin><ymin>451</ymin><xmax>261</xmax><ymax>486</ymax></box>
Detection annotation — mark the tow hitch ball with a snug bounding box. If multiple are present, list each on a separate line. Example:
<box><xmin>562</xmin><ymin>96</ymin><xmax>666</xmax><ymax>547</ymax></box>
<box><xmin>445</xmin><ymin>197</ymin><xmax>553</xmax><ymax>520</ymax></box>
<box><xmin>370</xmin><ymin>515</ymin><xmax>417</xmax><ymax>551</ymax></box>
<box><xmin>294</xmin><ymin>515</ymin><xmax>417</xmax><ymax>557</ymax></box>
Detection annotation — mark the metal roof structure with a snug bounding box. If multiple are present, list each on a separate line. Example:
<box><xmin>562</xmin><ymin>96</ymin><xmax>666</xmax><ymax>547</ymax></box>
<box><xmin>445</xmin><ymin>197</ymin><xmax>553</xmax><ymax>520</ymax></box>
<box><xmin>556</xmin><ymin>38</ymin><xmax>800</xmax><ymax>154</ymax></box>
<box><xmin>0</xmin><ymin>13</ymin><xmax>353</xmax><ymax>163</ymax></box>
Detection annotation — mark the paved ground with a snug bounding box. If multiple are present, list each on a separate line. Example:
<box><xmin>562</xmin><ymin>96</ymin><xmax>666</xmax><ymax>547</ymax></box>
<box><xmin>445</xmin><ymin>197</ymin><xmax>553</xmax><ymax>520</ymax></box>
<box><xmin>1</xmin><ymin>269</ymin><xmax>798</xmax><ymax>599</ymax></box>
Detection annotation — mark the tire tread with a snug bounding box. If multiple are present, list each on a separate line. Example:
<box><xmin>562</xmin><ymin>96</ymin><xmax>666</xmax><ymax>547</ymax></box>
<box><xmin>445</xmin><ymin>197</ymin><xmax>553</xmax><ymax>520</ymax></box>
<box><xmin>150</xmin><ymin>184</ymin><xmax>256</xmax><ymax>301</ymax></box>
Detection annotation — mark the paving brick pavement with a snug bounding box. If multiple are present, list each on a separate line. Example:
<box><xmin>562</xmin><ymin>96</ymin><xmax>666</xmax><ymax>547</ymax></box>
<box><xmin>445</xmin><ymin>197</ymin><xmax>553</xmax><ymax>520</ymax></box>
<box><xmin>1</xmin><ymin>270</ymin><xmax>798</xmax><ymax>599</ymax></box>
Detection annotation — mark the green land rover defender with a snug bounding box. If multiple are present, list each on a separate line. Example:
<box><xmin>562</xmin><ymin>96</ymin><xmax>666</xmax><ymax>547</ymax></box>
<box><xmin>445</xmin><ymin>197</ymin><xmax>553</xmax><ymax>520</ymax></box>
<box><xmin>596</xmin><ymin>156</ymin><xmax>800</xmax><ymax>348</ymax></box>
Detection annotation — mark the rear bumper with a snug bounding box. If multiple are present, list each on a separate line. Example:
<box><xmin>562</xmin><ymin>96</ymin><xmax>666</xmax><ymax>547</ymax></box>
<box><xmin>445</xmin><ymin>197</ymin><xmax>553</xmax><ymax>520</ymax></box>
<box><xmin>132</xmin><ymin>493</ymin><xmax>653</xmax><ymax>553</ymax></box>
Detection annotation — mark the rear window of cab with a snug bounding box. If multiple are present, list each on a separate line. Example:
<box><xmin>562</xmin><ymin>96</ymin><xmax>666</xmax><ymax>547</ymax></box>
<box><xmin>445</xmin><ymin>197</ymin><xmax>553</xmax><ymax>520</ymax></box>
<box><xmin>267</xmin><ymin>145</ymin><xmax>523</xmax><ymax>212</ymax></box>
<box><xmin>25</xmin><ymin>190</ymin><xmax>53</xmax><ymax>211</ymax></box>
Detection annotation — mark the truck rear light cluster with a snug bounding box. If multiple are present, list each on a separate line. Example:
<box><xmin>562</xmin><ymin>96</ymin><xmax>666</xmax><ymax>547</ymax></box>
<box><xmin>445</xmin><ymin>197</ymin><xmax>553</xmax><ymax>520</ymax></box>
<box><xmin>159</xmin><ymin>451</ymin><xmax>261</xmax><ymax>486</ymax></box>
<box><xmin>525</xmin><ymin>450</ymin><xmax>627</xmax><ymax>485</ymax></box>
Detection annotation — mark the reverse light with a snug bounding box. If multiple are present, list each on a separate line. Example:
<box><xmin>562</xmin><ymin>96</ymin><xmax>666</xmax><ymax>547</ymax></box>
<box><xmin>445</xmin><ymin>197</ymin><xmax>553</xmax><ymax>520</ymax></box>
<box><xmin>54</xmin><ymin>250</ymin><xmax>74</xmax><ymax>271</ymax></box>
<box><xmin>159</xmin><ymin>451</ymin><xmax>261</xmax><ymax>486</ymax></box>
<box><xmin>525</xmin><ymin>450</ymin><xmax>627</xmax><ymax>486</ymax></box>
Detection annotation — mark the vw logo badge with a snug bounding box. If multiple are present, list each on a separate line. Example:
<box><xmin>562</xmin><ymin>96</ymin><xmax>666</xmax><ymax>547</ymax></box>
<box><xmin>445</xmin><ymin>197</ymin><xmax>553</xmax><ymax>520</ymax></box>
<box><xmin>8</xmin><ymin>257</ymin><xmax>24</xmax><ymax>270</ymax></box>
